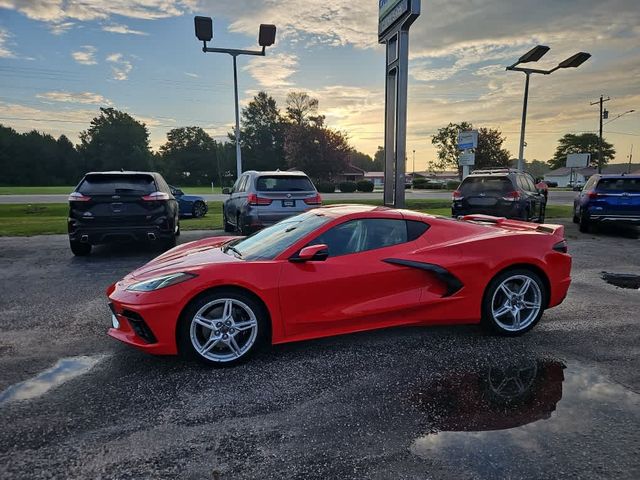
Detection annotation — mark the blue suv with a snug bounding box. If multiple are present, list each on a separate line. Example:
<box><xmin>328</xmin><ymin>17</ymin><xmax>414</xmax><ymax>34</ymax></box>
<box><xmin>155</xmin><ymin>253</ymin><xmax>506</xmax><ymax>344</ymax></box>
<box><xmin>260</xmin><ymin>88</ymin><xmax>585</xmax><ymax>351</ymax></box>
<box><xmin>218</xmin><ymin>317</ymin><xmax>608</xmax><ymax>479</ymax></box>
<box><xmin>573</xmin><ymin>175</ymin><xmax>640</xmax><ymax>232</ymax></box>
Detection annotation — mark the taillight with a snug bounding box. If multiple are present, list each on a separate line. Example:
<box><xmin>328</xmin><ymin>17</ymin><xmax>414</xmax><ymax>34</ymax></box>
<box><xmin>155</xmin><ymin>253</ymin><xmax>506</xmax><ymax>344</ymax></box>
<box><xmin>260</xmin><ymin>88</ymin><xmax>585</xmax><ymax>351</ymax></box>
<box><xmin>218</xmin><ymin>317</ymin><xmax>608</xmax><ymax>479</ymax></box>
<box><xmin>247</xmin><ymin>193</ymin><xmax>272</xmax><ymax>206</ymax></box>
<box><xmin>587</xmin><ymin>191</ymin><xmax>600</xmax><ymax>199</ymax></box>
<box><xmin>304</xmin><ymin>193</ymin><xmax>322</xmax><ymax>205</ymax></box>
<box><xmin>142</xmin><ymin>191</ymin><xmax>171</xmax><ymax>201</ymax></box>
<box><xmin>502</xmin><ymin>191</ymin><xmax>521</xmax><ymax>201</ymax></box>
<box><xmin>452</xmin><ymin>190</ymin><xmax>463</xmax><ymax>201</ymax></box>
<box><xmin>553</xmin><ymin>239</ymin><xmax>568</xmax><ymax>253</ymax></box>
<box><xmin>68</xmin><ymin>192</ymin><xmax>91</xmax><ymax>202</ymax></box>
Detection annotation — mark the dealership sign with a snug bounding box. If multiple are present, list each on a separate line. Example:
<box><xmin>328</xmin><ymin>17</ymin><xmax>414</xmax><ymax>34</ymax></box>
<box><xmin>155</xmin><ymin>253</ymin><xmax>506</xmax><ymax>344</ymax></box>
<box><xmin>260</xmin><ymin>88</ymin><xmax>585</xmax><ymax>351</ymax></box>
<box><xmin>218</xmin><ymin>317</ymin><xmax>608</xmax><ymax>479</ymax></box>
<box><xmin>459</xmin><ymin>151</ymin><xmax>476</xmax><ymax>166</ymax></box>
<box><xmin>379</xmin><ymin>0</ymin><xmax>411</xmax><ymax>37</ymax></box>
<box><xmin>457</xmin><ymin>130</ymin><xmax>478</xmax><ymax>150</ymax></box>
<box><xmin>566</xmin><ymin>153</ymin><xmax>591</xmax><ymax>168</ymax></box>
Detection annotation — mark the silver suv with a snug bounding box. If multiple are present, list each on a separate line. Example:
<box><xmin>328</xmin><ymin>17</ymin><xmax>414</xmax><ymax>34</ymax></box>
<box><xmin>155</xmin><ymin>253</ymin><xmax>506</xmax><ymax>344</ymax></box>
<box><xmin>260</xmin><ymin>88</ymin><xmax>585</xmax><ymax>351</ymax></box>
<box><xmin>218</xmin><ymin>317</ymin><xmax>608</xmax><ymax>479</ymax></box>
<box><xmin>222</xmin><ymin>170</ymin><xmax>322</xmax><ymax>234</ymax></box>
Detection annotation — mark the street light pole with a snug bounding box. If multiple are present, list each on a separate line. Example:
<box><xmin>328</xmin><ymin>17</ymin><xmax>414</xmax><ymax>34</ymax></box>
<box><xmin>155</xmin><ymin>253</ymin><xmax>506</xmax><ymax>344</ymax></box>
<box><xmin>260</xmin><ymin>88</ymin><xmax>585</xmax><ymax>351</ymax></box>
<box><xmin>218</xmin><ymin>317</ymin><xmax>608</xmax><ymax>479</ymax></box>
<box><xmin>194</xmin><ymin>17</ymin><xmax>276</xmax><ymax>180</ymax></box>
<box><xmin>507</xmin><ymin>46</ymin><xmax>590</xmax><ymax>172</ymax></box>
<box><xmin>232</xmin><ymin>55</ymin><xmax>242</xmax><ymax>180</ymax></box>
<box><xmin>517</xmin><ymin>73</ymin><xmax>530</xmax><ymax>172</ymax></box>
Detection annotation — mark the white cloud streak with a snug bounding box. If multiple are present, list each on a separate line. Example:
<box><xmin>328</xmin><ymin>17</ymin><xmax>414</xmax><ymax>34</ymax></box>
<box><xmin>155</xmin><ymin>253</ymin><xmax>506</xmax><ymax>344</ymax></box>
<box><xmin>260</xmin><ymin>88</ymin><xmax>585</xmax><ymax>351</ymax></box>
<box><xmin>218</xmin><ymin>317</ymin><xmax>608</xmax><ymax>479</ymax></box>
<box><xmin>106</xmin><ymin>53</ymin><xmax>133</xmax><ymax>81</ymax></box>
<box><xmin>243</xmin><ymin>53</ymin><xmax>298</xmax><ymax>88</ymax></box>
<box><xmin>71</xmin><ymin>45</ymin><xmax>97</xmax><ymax>65</ymax></box>
<box><xmin>0</xmin><ymin>27</ymin><xmax>16</xmax><ymax>58</ymax></box>
<box><xmin>36</xmin><ymin>91</ymin><xmax>112</xmax><ymax>106</ymax></box>
<box><xmin>102</xmin><ymin>23</ymin><xmax>148</xmax><ymax>36</ymax></box>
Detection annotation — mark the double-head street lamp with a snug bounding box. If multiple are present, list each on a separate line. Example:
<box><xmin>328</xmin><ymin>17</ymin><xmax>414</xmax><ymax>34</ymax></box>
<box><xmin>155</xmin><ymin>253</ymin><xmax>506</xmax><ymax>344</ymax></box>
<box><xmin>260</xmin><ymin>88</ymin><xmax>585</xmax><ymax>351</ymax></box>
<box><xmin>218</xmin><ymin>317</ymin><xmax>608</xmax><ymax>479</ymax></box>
<box><xmin>506</xmin><ymin>46</ymin><xmax>591</xmax><ymax>171</ymax></box>
<box><xmin>194</xmin><ymin>16</ymin><xmax>277</xmax><ymax>179</ymax></box>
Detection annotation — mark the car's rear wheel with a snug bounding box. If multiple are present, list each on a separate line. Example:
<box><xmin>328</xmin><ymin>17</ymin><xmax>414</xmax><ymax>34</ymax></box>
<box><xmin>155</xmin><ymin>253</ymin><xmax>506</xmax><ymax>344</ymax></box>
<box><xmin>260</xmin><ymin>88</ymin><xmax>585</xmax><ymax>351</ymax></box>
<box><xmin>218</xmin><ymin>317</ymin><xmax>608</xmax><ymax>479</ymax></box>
<box><xmin>223</xmin><ymin>209</ymin><xmax>234</xmax><ymax>233</ymax></box>
<box><xmin>572</xmin><ymin>206</ymin><xmax>579</xmax><ymax>224</ymax></box>
<box><xmin>236</xmin><ymin>213</ymin><xmax>250</xmax><ymax>236</ymax></box>
<box><xmin>481</xmin><ymin>269</ymin><xmax>546</xmax><ymax>336</ymax></box>
<box><xmin>192</xmin><ymin>201</ymin><xmax>206</xmax><ymax>218</ymax></box>
<box><xmin>579</xmin><ymin>211</ymin><xmax>592</xmax><ymax>233</ymax></box>
<box><xmin>70</xmin><ymin>240</ymin><xmax>91</xmax><ymax>256</ymax></box>
<box><xmin>178</xmin><ymin>290</ymin><xmax>267</xmax><ymax>366</ymax></box>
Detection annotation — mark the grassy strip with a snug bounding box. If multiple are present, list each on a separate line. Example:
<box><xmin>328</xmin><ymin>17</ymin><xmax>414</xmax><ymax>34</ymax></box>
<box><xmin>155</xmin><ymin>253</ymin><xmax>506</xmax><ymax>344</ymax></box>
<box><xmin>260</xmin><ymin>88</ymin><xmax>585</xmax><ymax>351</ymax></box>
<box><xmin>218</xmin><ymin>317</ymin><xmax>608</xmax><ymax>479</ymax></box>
<box><xmin>0</xmin><ymin>201</ymin><xmax>573</xmax><ymax>237</ymax></box>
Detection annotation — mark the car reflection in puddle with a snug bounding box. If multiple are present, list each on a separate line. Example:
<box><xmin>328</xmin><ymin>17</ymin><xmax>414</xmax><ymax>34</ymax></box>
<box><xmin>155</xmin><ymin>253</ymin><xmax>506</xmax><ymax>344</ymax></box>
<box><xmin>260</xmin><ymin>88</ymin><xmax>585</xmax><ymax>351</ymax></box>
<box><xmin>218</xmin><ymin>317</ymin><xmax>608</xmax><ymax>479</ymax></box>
<box><xmin>409</xmin><ymin>357</ymin><xmax>639</xmax><ymax>478</ymax></box>
<box><xmin>0</xmin><ymin>355</ymin><xmax>105</xmax><ymax>406</ymax></box>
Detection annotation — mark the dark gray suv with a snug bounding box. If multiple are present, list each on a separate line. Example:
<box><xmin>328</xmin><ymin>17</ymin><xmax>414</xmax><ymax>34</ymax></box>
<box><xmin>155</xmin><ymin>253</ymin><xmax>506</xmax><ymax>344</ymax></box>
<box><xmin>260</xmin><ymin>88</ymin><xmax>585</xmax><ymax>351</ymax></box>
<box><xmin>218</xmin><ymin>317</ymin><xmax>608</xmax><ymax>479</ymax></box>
<box><xmin>452</xmin><ymin>168</ymin><xmax>546</xmax><ymax>222</ymax></box>
<box><xmin>222</xmin><ymin>171</ymin><xmax>322</xmax><ymax>234</ymax></box>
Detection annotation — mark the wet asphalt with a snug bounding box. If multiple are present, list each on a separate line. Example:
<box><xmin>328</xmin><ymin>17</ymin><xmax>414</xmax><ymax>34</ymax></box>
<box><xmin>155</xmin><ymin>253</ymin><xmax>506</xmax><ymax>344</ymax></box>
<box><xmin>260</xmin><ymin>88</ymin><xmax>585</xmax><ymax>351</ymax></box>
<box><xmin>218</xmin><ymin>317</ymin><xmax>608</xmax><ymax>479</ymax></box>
<box><xmin>0</xmin><ymin>221</ymin><xmax>639</xmax><ymax>480</ymax></box>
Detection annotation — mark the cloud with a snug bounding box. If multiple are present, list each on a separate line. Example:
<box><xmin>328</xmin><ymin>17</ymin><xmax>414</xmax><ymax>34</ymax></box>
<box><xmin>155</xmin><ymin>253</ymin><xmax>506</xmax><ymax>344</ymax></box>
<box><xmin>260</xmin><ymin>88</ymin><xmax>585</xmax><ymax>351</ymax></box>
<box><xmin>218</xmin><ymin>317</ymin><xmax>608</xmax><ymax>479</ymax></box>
<box><xmin>71</xmin><ymin>45</ymin><xmax>97</xmax><ymax>65</ymax></box>
<box><xmin>184</xmin><ymin>72</ymin><xmax>199</xmax><ymax>78</ymax></box>
<box><xmin>106</xmin><ymin>53</ymin><xmax>133</xmax><ymax>80</ymax></box>
<box><xmin>0</xmin><ymin>0</ymin><xmax>196</xmax><ymax>23</ymax></box>
<box><xmin>49</xmin><ymin>21</ymin><xmax>75</xmax><ymax>35</ymax></box>
<box><xmin>36</xmin><ymin>91</ymin><xmax>112</xmax><ymax>106</ymax></box>
<box><xmin>243</xmin><ymin>53</ymin><xmax>298</xmax><ymax>88</ymax></box>
<box><xmin>0</xmin><ymin>27</ymin><xmax>16</xmax><ymax>58</ymax></box>
<box><xmin>102</xmin><ymin>23</ymin><xmax>148</xmax><ymax>36</ymax></box>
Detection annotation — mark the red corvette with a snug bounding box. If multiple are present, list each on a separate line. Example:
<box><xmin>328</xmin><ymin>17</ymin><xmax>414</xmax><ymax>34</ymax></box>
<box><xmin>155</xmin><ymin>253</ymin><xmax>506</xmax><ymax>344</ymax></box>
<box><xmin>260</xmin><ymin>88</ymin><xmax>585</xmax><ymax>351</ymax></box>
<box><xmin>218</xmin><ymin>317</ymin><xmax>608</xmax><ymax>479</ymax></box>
<box><xmin>107</xmin><ymin>205</ymin><xmax>571</xmax><ymax>365</ymax></box>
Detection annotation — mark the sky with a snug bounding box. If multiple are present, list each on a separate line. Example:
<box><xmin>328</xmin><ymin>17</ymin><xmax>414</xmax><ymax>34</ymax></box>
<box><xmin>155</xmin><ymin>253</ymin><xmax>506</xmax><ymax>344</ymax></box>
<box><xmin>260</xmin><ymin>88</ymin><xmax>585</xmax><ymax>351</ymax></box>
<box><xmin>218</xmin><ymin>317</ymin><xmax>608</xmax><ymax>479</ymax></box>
<box><xmin>0</xmin><ymin>0</ymin><xmax>638</xmax><ymax>171</ymax></box>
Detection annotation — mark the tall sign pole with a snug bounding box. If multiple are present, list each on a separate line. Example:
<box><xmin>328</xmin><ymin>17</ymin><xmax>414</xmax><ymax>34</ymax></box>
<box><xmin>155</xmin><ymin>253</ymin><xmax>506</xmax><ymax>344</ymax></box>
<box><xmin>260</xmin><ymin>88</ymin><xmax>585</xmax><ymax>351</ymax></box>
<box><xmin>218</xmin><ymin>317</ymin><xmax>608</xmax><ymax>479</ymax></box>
<box><xmin>379</xmin><ymin>0</ymin><xmax>420</xmax><ymax>208</ymax></box>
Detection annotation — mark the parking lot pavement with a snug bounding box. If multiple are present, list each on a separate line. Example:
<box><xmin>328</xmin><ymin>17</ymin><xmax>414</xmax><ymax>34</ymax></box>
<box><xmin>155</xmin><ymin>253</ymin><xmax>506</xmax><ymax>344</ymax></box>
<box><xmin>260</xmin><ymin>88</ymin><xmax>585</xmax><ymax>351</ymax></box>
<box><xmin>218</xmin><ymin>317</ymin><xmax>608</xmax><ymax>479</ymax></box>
<box><xmin>0</xmin><ymin>223</ymin><xmax>638</xmax><ymax>479</ymax></box>
<box><xmin>0</xmin><ymin>189</ymin><xmax>577</xmax><ymax>205</ymax></box>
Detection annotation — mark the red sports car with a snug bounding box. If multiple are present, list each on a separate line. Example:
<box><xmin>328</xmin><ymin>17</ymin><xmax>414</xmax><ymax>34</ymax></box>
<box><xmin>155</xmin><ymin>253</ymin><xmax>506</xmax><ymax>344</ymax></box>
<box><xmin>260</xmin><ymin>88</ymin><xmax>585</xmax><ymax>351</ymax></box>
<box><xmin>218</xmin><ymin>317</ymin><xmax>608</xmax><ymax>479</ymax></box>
<box><xmin>107</xmin><ymin>205</ymin><xmax>571</xmax><ymax>366</ymax></box>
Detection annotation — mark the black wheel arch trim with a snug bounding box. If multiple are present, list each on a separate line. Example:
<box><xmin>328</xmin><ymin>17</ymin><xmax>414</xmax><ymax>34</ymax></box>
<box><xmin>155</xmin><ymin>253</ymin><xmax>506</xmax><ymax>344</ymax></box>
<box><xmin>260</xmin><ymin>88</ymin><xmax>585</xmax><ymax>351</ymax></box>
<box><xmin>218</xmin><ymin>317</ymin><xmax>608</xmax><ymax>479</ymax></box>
<box><xmin>383</xmin><ymin>258</ymin><xmax>464</xmax><ymax>297</ymax></box>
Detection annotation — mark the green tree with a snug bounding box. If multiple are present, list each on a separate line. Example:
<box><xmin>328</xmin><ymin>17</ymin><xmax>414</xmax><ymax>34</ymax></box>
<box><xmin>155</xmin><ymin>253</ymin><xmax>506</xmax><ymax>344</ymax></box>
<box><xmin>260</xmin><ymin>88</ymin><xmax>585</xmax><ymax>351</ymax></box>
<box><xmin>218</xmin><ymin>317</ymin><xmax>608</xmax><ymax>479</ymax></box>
<box><xmin>348</xmin><ymin>150</ymin><xmax>375</xmax><ymax>171</ymax></box>
<box><xmin>525</xmin><ymin>159</ymin><xmax>550</xmax><ymax>180</ymax></box>
<box><xmin>548</xmin><ymin>133</ymin><xmax>615</xmax><ymax>170</ymax></box>
<box><xmin>431</xmin><ymin>122</ymin><xmax>510</xmax><ymax>176</ymax></box>
<box><xmin>286</xmin><ymin>91</ymin><xmax>321</xmax><ymax>125</ymax></box>
<box><xmin>373</xmin><ymin>146</ymin><xmax>385</xmax><ymax>170</ymax></box>
<box><xmin>78</xmin><ymin>108</ymin><xmax>152</xmax><ymax>172</ymax></box>
<box><xmin>159</xmin><ymin>126</ymin><xmax>217</xmax><ymax>185</ymax></box>
<box><xmin>284</xmin><ymin>123</ymin><xmax>350</xmax><ymax>181</ymax></box>
<box><xmin>232</xmin><ymin>91</ymin><xmax>286</xmax><ymax>171</ymax></box>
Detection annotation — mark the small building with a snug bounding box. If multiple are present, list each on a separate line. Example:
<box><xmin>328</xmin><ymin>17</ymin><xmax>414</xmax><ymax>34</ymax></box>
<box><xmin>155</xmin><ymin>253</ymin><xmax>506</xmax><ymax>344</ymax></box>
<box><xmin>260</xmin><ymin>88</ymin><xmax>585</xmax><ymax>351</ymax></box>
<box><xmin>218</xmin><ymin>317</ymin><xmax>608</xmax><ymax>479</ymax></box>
<box><xmin>543</xmin><ymin>167</ymin><xmax>595</xmax><ymax>187</ymax></box>
<box><xmin>364</xmin><ymin>171</ymin><xmax>384</xmax><ymax>188</ymax></box>
<box><xmin>413</xmin><ymin>171</ymin><xmax>460</xmax><ymax>181</ymax></box>
<box><xmin>335</xmin><ymin>164</ymin><xmax>366</xmax><ymax>183</ymax></box>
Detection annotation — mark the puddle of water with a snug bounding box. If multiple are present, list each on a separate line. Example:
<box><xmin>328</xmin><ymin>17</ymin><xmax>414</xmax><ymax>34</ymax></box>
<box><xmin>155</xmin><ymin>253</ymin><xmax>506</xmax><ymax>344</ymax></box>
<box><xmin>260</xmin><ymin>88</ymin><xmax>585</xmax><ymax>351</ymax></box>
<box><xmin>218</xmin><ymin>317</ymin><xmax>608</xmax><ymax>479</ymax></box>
<box><xmin>0</xmin><ymin>355</ymin><xmax>105</xmax><ymax>406</ymax></box>
<box><xmin>409</xmin><ymin>360</ymin><xmax>639</xmax><ymax>478</ymax></box>
<box><xmin>601</xmin><ymin>272</ymin><xmax>640</xmax><ymax>290</ymax></box>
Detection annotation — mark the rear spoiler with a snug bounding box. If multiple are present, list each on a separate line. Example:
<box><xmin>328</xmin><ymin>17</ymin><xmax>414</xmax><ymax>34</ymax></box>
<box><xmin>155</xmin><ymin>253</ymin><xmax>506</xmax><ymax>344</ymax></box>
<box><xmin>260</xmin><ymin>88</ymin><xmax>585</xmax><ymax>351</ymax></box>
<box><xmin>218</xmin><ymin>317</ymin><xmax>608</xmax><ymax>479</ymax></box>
<box><xmin>461</xmin><ymin>214</ymin><xmax>565</xmax><ymax>238</ymax></box>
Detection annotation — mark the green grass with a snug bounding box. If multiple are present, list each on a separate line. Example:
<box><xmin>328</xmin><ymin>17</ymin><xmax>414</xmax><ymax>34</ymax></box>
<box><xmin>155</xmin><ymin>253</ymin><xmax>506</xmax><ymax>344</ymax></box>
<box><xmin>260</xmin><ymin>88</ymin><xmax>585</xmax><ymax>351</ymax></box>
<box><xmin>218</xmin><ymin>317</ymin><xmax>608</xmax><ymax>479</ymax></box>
<box><xmin>0</xmin><ymin>200</ymin><xmax>573</xmax><ymax>237</ymax></box>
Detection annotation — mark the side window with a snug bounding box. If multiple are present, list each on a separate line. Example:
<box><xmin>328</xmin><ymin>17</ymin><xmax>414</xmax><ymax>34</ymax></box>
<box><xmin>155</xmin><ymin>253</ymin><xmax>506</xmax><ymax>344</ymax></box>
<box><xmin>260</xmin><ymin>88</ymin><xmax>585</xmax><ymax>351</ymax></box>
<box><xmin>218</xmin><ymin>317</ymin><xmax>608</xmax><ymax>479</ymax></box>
<box><xmin>231</xmin><ymin>178</ymin><xmax>241</xmax><ymax>194</ymax></box>
<box><xmin>516</xmin><ymin>175</ymin><xmax>528</xmax><ymax>191</ymax></box>
<box><xmin>583</xmin><ymin>176</ymin><xmax>597</xmax><ymax>191</ymax></box>
<box><xmin>310</xmin><ymin>219</ymin><xmax>409</xmax><ymax>257</ymax></box>
<box><xmin>525</xmin><ymin>176</ymin><xmax>537</xmax><ymax>192</ymax></box>
<box><xmin>237</xmin><ymin>175</ymin><xmax>249</xmax><ymax>193</ymax></box>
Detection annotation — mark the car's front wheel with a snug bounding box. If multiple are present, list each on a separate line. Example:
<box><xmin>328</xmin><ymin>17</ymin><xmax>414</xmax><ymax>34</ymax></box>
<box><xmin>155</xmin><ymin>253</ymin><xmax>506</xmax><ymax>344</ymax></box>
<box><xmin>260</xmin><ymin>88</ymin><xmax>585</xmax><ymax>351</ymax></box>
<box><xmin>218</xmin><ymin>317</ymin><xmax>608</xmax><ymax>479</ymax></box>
<box><xmin>481</xmin><ymin>269</ymin><xmax>547</xmax><ymax>336</ymax></box>
<box><xmin>178</xmin><ymin>290</ymin><xmax>267</xmax><ymax>366</ymax></box>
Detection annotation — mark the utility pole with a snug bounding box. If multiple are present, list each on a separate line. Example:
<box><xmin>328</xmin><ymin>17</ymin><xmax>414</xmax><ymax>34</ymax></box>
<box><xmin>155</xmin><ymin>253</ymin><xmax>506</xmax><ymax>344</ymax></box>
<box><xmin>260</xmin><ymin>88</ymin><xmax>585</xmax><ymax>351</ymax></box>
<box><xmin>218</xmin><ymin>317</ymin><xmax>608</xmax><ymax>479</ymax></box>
<box><xmin>628</xmin><ymin>145</ymin><xmax>634</xmax><ymax>174</ymax></box>
<box><xmin>590</xmin><ymin>95</ymin><xmax>610</xmax><ymax>173</ymax></box>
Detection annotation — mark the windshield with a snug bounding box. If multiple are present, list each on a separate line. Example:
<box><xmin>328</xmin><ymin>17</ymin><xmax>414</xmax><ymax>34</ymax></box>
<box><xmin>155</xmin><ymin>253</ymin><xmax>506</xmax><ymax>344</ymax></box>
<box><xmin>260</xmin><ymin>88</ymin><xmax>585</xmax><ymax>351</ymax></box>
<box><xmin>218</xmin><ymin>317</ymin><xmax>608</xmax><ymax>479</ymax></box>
<box><xmin>228</xmin><ymin>211</ymin><xmax>331</xmax><ymax>260</ymax></box>
<box><xmin>596</xmin><ymin>178</ymin><xmax>640</xmax><ymax>193</ymax></box>
<box><xmin>460</xmin><ymin>176</ymin><xmax>513</xmax><ymax>195</ymax></box>
<box><xmin>78</xmin><ymin>175</ymin><xmax>156</xmax><ymax>195</ymax></box>
<box><xmin>256</xmin><ymin>175</ymin><xmax>315</xmax><ymax>192</ymax></box>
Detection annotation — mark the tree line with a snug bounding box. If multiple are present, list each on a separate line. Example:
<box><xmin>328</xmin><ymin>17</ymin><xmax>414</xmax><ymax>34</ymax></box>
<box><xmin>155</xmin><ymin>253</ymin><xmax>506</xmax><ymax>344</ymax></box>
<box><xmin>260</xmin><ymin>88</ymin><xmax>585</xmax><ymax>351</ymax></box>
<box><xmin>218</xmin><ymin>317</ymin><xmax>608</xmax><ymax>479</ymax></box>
<box><xmin>0</xmin><ymin>91</ymin><xmax>615</xmax><ymax>187</ymax></box>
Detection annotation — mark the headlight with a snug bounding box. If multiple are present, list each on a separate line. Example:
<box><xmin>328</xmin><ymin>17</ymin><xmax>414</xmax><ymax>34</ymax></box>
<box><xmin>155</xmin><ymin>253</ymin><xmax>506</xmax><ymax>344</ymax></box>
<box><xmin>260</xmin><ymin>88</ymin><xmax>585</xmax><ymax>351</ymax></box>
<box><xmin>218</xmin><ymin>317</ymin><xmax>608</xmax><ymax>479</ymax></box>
<box><xmin>126</xmin><ymin>272</ymin><xmax>197</xmax><ymax>292</ymax></box>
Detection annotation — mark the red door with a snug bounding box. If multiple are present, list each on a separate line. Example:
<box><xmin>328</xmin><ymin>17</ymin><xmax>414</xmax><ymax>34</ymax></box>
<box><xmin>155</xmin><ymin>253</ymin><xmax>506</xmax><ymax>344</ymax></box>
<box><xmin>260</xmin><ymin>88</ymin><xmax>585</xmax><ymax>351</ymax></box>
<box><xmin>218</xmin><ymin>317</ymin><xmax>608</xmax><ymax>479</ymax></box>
<box><xmin>277</xmin><ymin>218</ymin><xmax>432</xmax><ymax>341</ymax></box>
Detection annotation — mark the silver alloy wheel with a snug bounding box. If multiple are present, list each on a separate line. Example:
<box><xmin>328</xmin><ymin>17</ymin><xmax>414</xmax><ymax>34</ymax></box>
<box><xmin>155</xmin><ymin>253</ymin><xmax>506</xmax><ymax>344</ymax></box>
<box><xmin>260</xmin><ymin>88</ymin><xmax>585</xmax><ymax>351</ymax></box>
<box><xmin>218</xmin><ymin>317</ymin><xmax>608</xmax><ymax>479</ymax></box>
<box><xmin>193</xmin><ymin>202</ymin><xmax>206</xmax><ymax>218</ymax></box>
<box><xmin>189</xmin><ymin>298</ymin><xmax>258</xmax><ymax>363</ymax></box>
<box><xmin>487</xmin><ymin>361</ymin><xmax>538</xmax><ymax>401</ymax></box>
<box><xmin>490</xmin><ymin>274</ymin><xmax>542</xmax><ymax>332</ymax></box>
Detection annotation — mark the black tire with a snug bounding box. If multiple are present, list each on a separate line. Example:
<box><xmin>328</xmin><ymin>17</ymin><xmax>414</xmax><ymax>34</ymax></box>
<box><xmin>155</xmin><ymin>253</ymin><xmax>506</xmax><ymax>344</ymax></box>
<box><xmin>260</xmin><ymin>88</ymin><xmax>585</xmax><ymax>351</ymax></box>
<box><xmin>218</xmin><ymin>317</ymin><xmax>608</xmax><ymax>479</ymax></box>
<box><xmin>537</xmin><ymin>205</ymin><xmax>546</xmax><ymax>224</ymax></box>
<box><xmin>162</xmin><ymin>232</ymin><xmax>177</xmax><ymax>250</ymax></box>
<box><xmin>177</xmin><ymin>289</ymin><xmax>268</xmax><ymax>367</ymax></box>
<box><xmin>192</xmin><ymin>201</ymin><xmax>207</xmax><ymax>218</ymax></box>
<box><xmin>579</xmin><ymin>211</ymin><xmax>591</xmax><ymax>233</ymax></box>
<box><xmin>175</xmin><ymin>221</ymin><xmax>181</xmax><ymax>237</ymax></box>
<box><xmin>236</xmin><ymin>214</ymin><xmax>250</xmax><ymax>236</ymax></box>
<box><xmin>70</xmin><ymin>240</ymin><xmax>91</xmax><ymax>256</ymax></box>
<box><xmin>481</xmin><ymin>268</ymin><xmax>547</xmax><ymax>336</ymax></box>
<box><xmin>223</xmin><ymin>210</ymin><xmax>234</xmax><ymax>233</ymax></box>
<box><xmin>572</xmin><ymin>206</ymin><xmax>579</xmax><ymax>224</ymax></box>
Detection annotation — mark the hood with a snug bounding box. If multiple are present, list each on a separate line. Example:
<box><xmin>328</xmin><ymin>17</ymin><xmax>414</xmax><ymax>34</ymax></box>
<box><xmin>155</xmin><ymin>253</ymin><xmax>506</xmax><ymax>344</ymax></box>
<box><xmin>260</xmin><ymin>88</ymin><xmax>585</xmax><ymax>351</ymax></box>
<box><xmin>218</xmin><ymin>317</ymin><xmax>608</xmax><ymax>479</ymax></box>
<box><xmin>129</xmin><ymin>235</ymin><xmax>241</xmax><ymax>279</ymax></box>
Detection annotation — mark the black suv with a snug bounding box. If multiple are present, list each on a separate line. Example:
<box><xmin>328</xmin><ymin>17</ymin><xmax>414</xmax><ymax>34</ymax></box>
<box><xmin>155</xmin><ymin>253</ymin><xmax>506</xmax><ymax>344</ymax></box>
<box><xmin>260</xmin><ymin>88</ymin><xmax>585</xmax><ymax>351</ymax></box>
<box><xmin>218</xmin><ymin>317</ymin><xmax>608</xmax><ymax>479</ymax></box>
<box><xmin>68</xmin><ymin>171</ymin><xmax>179</xmax><ymax>256</ymax></box>
<box><xmin>452</xmin><ymin>169</ymin><xmax>546</xmax><ymax>222</ymax></box>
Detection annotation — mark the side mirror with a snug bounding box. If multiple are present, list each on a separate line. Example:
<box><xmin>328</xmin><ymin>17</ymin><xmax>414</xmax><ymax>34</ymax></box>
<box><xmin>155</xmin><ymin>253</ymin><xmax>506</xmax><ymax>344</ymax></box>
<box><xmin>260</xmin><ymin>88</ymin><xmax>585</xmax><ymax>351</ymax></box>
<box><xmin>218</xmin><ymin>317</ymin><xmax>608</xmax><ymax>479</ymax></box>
<box><xmin>222</xmin><ymin>187</ymin><xmax>231</xmax><ymax>195</ymax></box>
<box><xmin>176</xmin><ymin>190</ymin><xmax>184</xmax><ymax>196</ymax></box>
<box><xmin>290</xmin><ymin>244</ymin><xmax>329</xmax><ymax>263</ymax></box>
